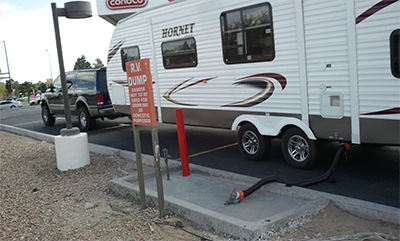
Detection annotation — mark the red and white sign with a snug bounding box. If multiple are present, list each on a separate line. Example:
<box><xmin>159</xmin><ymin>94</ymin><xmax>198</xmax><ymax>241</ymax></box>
<box><xmin>126</xmin><ymin>58</ymin><xmax>157</xmax><ymax>126</ymax></box>
<box><xmin>106</xmin><ymin>0</ymin><xmax>148</xmax><ymax>10</ymax></box>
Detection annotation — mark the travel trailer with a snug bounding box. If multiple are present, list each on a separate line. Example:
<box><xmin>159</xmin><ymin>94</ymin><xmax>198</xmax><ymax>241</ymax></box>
<box><xmin>106</xmin><ymin>0</ymin><xmax>400</xmax><ymax>169</ymax></box>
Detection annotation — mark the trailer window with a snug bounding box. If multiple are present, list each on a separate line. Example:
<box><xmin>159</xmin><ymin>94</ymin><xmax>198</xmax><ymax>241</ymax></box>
<box><xmin>390</xmin><ymin>29</ymin><xmax>399</xmax><ymax>78</ymax></box>
<box><xmin>162</xmin><ymin>37</ymin><xmax>197</xmax><ymax>69</ymax></box>
<box><xmin>121</xmin><ymin>46</ymin><xmax>140</xmax><ymax>72</ymax></box>
<box><xmin>220</xmin><ymin>2</ymin><xmax>275</xmax><ymax>64</ymax></box>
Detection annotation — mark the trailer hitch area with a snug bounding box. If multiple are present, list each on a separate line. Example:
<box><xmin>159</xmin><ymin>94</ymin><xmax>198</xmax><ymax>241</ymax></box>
<box><xmin>224</xmin><ymin>189</ymin><xmax>241</xmax><ymax>206</ymax></box>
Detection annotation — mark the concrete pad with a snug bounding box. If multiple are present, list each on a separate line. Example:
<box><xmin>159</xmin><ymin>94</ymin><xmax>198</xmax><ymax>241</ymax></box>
<box><xmin>109</xmin><ymin>164</ymin><xmax>330</xmax><ymax>240</ymax></box>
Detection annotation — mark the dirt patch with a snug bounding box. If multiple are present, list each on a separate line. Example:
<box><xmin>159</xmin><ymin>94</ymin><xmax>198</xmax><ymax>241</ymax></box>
<box><xmin>0</xmin><ymin>131</ymin><xmax>398</xmax><ymax>240</ymax></box>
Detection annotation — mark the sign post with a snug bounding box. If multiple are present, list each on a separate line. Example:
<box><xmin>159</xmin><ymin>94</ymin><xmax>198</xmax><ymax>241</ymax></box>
<box><xmin>126</xmin><ymin>58</ymin><xmax>165</xmax><ymax>217</ymax></box>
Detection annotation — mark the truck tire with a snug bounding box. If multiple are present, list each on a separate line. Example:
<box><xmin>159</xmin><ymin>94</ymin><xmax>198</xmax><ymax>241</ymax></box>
<box><xmin>78</xmin><ymin>106</ymin><xmax>95</xmax><ymax>132</ymax></box>
<box><xmin>238</xmin><ymin>123</ymin><xmax>271</xmax><ymax>162</ymax></box>
<box><xmin>281</xmin><ymin>127</ymin><xmax>319</xmax><ymax>169</ymax></box>
<box><xmin>42</xmin><ymin>104</ymin><xmax>55</xmax><ymax>126</ymax></box>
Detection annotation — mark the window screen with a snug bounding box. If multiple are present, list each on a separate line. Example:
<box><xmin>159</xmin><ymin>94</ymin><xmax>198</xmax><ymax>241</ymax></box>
<box><xmin>221</xmin><ymin>2</ymin><xmax>275</xmax><ymax>64</ymax></box>
<box><xmin>162</xmin><ymin>37</ymin><xmax>198</xmax><ymax>69</ymax></box>
<box><xmin>121</xmin><ymin>46</ymin><xmax>140</xmax><ymax>72</ymax></box>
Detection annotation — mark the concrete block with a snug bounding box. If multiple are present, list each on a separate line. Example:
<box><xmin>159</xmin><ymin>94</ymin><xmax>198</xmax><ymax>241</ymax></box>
<box><xmin>55</xmin><ymin>133</ymin><xmax>90</xmax><ymax>171</ymax></box>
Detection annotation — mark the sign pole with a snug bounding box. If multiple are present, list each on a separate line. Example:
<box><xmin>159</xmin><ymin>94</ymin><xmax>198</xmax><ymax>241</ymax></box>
<box><xmin>133</xmin><ymin>125</ymin><xmax>146</xmax><ymax>209</ymax></box>
<box><xmin>151</xmin><ymin>125</ymin><xmax>165</xmax><ymax>217</ymax></box>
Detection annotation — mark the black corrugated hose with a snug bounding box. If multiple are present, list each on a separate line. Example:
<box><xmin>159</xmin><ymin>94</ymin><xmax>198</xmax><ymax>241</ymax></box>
<box><xmin>225</xmin><ymin>143</ymin><xmax>350</xmax><ymax>205</ymax></box>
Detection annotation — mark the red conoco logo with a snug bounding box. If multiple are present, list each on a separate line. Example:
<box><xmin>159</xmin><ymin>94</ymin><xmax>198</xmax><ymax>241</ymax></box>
<box><xmin>106</xmin><ymin>0</ymin><xmax>148</xmax><ymax>10</ymax></box>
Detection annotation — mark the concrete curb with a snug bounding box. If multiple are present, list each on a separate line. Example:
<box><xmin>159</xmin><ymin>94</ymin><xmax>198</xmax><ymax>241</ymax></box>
<box><xmin>0</xmin><ymin>124</ymin><xmax>156</xmax><ymax>165</ymax></box>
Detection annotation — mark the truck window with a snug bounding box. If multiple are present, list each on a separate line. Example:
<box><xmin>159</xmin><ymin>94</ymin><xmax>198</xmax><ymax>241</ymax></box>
<box><xmin>76</xmin><ymin>72</ymin><xmax>95</xmax><ymax>90</ymax></box>
<box><xmin>52</xmin><ymin>73</ymin><xmax>74</xmax><ymax>90</ymax></box>
<box><xmin>390</xmin><ymin>29</ymin><xmax>399</xmax><ymax>78</ymax></box>
<box><xmin>220</xmin><ymin>2</ymin><xmax>275</xmax><ymax>64</ymax></box>
<box><xmin>53</xmin><ymin>75</ymin><xmax>62</xmax><ymax>89</ymax></box>
<box><xmin>161</xmin><ymin>37</ymin><xmax>198</xmax><ymax>69</ymax></box>
<box><xmin>121</xmin><ymin>46</ymin><xmax>140</xmax><ymax>72</ymax></box>
<box><xmin>66</xmin><ymin>73</ymin><xmax>75</xmax><ymax>89</ymax></box>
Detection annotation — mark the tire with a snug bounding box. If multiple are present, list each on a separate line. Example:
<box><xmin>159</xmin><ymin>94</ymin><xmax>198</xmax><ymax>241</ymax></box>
<box><xmin>42</xmin><ymin>104</ymin><xmax>55</xmax><ymax>126</ymax></box>
<box><xmin>10</xmin><ymin>105</ymin><xmax>16</xmax><ymax>108</ymax></box>
<box><xmin>281</xmin><ymin>127</ymin><xmax>319</xmax><ymax>169</ymax></box>
<box><xmin>77</xmin><ymin>106</ymin><xmax>95</xmax><ymax>132</ymax></box>
<box><xmin>238</xmin><ymin>123</ymin><xmax>271</xmax><ymax>162</ymax></box>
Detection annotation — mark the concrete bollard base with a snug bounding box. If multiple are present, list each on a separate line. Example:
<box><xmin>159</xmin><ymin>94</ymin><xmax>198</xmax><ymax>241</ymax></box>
<box><xmin>55</xmin><ymin>133</ymin><xmax>90</xmax><ymax>171</ymax></box>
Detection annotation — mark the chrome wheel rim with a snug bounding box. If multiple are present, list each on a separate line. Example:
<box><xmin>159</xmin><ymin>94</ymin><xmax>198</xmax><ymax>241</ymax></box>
<box><xmin>287</xmin><ymin>135</ymin><xmax>309</xmax><ymax>162</ymax></box>
<box><xmin>43</xmin><ymin>109</ymin><xmax>48</xmax><ymax>122</ymax></box>
<box><xmin>79</xmin><ymin>112</ymin><xmax>87</xmax><ymax>127</ymax></box>
<box><xmin>242</xmin><ymin>130</ymin><xmax>259</xmax><ymax>155</ymax></box>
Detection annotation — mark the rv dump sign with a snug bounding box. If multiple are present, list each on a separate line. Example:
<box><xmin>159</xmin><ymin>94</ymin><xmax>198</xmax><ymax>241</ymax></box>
<box><xmin>126</xmin><ymin>58</ymin><xmax>156</xmax><ymax>126</ymax></box>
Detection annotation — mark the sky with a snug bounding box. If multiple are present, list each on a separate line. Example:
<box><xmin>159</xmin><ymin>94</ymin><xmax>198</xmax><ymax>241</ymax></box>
<box><xmin>0</xmin><ymin>0</ymin><xmax>115</xmax><ymax>84</ymax></box>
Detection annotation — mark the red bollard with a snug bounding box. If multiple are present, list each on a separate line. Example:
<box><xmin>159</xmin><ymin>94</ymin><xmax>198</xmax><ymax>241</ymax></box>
<box><xmin>175</xmin><ymin>108</ymin><xmax>190</xmax><ymax>176</ymax></box>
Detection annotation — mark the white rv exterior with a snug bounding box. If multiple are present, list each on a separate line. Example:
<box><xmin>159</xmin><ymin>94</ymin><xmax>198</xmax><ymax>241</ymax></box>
<box><xmin>106</xmin><ymin>0</ymin><xmax>400</xmax><ymax>168</ymax></box>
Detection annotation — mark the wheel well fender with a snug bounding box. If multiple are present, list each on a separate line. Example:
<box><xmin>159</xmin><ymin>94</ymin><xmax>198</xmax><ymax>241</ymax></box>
<box><xmin>40</xmin><ymin>100</ymin><xmax>52</xmax><ymax>114</ymax></box>
<box><xmin>75</xmin><ymin>100</ymin><xmax>89</xmax><ymax>112</ymax></box>
<box><xmin>231</xmin><ymin>115</ymin><xmax>317</xmax><ymax>140</ymax></box>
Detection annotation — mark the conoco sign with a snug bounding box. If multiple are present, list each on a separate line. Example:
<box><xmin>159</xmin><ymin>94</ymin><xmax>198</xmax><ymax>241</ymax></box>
<box><xmin>106</xmin><ymin>0</ymin><xmax>148</xmax><ymax>10</ymax></box>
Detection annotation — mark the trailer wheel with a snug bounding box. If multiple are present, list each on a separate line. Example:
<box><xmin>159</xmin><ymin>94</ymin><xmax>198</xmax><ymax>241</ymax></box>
<box><xmin>42</xmin><ymin>104</ymin><xmax>55</xmax><ymax>126</ymax></box>
<box><xmin>238</xmin><ymin>123</ymin><xmax>271</xmax><ymax>162</ymax></box>
<box><xmin>281</xmin><ymin>127</ymin><xmax>319</xmax><ymax>169</ymax></box>
<box><xmin>78</xmin><ymin>106</ymin><xmax>95</xmax><ymax>131</ymax></box>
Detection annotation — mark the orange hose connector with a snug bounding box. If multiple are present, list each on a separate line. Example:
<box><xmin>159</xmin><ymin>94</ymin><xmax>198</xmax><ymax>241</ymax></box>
<box><xmin>342</xmin><ymin>142</ymin><xmax>351</xmax><ymax>150</ymax></box>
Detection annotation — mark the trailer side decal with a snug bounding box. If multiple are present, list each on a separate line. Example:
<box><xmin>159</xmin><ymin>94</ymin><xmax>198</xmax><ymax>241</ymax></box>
<box><xmin>222</xmin><ymin>73</ymin><xmax>286</xmax><ymax>107</ymax></box>
<box><xmin>163</xmin><ymin>77</ymin><xmax>216</xmax><ymax>106</ymax></box>
<box><xmin>108</xmin><ymin>40</ymin><xmax>125</xmax><ymax>63</ymax></box>
<box><xmin>163</xmin><ymin>73</ymin><xmax>286</xmax><ymax>107</ymax></box>
<box><xmin>362</xmin><ymin>107</ymin><xmax>400</xmax><ymax>115</ymax></box>
<box><xmin>356</xmin><ymin>0</ymin><xmax>398</xmax><ymax>24</ymax></box>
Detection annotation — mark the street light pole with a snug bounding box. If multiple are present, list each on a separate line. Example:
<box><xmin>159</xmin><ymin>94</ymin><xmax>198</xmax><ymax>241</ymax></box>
<box><xmin>46</xmin><ymin>49</ymin><xmax>54</xmax><ymax>82</ymax></box>
<box><xmin>51</xmin><ymin>2</ymin><xmax>73</xmax><ymax>131</ymax></box>
<box><xmin>2</xmin><ymin>40</ymin><xmax>13</xmax><ymax>98</ymax></box>
<box><xmin>51</xmin><ymin>1</ymin><xmax>91</xmax><ymax>136</ymax></box>
<box><xmin>52</xmin><ymin>1</ymin><xmax>92</xmax><ymax>172</ymax></box>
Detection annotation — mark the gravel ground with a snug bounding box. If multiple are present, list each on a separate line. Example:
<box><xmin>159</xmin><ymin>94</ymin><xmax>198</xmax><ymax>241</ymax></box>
<box><xmin>0</xmin><ymin>131</ymin><xmax>227</xmax><ymax>241</ymax></box>
<box><xmin>0</xmin><ymin>130</ymin><xmax>399</xmax><ymax>241</ymax></box>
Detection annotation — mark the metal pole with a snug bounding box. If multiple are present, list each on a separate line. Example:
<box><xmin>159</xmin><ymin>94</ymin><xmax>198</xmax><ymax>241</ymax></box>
<box><xmin>133</xmin><ymin>125</ymin><xmax>147</xmax><ymax>209</ymax></box>
<box><xmin>46</xmin><ymin>49</ymin><xmax>54</xmax><ymax>81</ymax></box>
<box><xmin>51</xmin><ymin>3</ymin><xmax>74</xmax><ymax>131</ymax></box>
<box><xmin>175</xmin><ymin>108</ymin><xmax>190</xmax><ymax>176</ymax></box>
<box><xmin>151</xmin><ymin>125</ymin><xmax>165</xmax><ymax>218</ymax></box>
<box><xmin>2</xmin><ymin>41</ymin><xmax>13</xmax><ymax>98</ymax></box>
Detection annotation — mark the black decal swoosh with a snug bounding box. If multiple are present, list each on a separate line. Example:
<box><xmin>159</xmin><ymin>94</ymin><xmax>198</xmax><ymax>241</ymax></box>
<box><xmin>108</xmin><ymin>40</ymin><xmax>125</xmax><ymax>63</ymax></box>
<box><xmin>163</xmin><ymin>77</ymin><xmax>216</xmax><ymax>106</ymax></box>
<box><xmin>222</xmin><ymin>73</ymin><xmax>286</xmax><ymax>107</ymax></box>
<box><xmin>356</xmin><ymin>0</ymin><xmax>398</xmax><ymax>24</ymax></box>
<box><xmin>362</xmin><ymin>107</ymin><xmax>400</xmax><ymax>115</ymax></box>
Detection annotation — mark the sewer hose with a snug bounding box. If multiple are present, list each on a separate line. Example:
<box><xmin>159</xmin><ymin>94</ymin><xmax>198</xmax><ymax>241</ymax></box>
<box><xmin>225</xmin><ymin>143</ymin><xmax>351</xmax><ymax>205</ymax></box>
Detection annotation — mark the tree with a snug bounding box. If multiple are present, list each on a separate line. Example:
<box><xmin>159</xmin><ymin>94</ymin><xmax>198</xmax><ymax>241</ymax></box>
<box><xmin>19</xmin><ymin>81</ymin><xmax>33</xmax><ymax>99</ymax></box>
<box><xmin>0</xmin><ymin>82</ymin><xmax>6</xmax><ymax>98</ymax></box>
<box><xmin>93</xmin><ymin>58</ymin><xmax>104</xmax><ymax>68</ymax></box>
<box><xmin>73</xmin><ymin>55</ymin><xmax>92</xmax><ymax>70</ymax></box>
